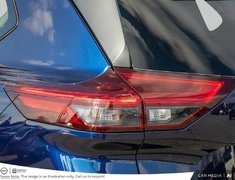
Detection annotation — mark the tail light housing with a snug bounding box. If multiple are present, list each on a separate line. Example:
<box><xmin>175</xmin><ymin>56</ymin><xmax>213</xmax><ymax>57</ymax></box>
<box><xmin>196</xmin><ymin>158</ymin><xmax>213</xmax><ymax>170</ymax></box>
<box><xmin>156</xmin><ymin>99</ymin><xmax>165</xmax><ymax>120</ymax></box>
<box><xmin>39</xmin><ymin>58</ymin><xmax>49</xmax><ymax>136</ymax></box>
<box><xmin>4</xmin><ymin>68</ymin><xmax>234</xmax><ymax>132</ymax></box>
<box><xmin>4</xmin><ymin>69</ymin><xmax>143</xmax><ymax>132</ymax></box>
<box><xmin>115</xmin><ymin>68</ymin><xmax>233</xmax><ymax>131</ymax></box>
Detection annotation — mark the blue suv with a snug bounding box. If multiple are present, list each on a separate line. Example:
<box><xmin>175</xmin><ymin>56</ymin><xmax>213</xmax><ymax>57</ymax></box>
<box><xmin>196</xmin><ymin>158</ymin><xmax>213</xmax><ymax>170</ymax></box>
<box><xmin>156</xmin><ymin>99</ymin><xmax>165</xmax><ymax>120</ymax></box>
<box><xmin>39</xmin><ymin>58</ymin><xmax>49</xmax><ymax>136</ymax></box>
<box><xmin>1</xmin><ymin>0</ymin><xmax>235</xmax><ymax>178</ymax></box>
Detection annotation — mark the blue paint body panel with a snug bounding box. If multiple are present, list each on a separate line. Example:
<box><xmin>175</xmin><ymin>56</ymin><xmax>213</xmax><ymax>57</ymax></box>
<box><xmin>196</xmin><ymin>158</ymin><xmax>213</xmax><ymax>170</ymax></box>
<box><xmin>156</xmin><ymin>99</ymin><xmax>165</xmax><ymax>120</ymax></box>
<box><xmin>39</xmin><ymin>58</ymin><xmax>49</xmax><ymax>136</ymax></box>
<box><xmin>0</xmin><ymin>120</ymin><xmax>140</xmax><ymax>173</ymax></box>
<box><xmin>0</xmin><ymin>0</ymin><xmax>141</xmax><ymax>174</ymax></box>
<box><xmin>0</xmin><ymin>86</ymin><xmax>25</xmax><ymax>153</ymax></box>
<box><xmin>0</xmin><ymin>0</ymin><xmax>110</xmax><ymax>83</ymax></box>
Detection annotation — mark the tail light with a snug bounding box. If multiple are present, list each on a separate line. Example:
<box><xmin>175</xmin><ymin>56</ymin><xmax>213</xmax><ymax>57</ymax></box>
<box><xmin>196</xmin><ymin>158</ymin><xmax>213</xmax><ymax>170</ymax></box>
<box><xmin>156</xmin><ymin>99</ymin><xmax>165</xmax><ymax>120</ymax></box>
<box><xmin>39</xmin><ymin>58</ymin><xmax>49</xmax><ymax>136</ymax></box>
<box><xmin>4</xmin><ymin>68</ymin><xmax>233</xmax><ymax>132</ymax></box>
<box><xmin>4</xmin><ymin>69</ymin><xmax>143</xmax><ymax>132</ymax></box>
<box><xmin>115</xmin><ymin>68</ymin><xmax>233</xmax><ymax>131</ymax></box>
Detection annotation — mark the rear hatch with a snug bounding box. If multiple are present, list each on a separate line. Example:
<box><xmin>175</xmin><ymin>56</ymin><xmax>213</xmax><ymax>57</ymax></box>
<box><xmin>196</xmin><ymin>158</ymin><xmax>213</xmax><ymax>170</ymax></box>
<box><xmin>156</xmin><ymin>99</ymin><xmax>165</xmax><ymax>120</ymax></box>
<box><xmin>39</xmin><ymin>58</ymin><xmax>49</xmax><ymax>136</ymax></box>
<box><xmin>116</xmin><ymin>0</ymin><xmax>235</xmax><ymax>174</ymax></box>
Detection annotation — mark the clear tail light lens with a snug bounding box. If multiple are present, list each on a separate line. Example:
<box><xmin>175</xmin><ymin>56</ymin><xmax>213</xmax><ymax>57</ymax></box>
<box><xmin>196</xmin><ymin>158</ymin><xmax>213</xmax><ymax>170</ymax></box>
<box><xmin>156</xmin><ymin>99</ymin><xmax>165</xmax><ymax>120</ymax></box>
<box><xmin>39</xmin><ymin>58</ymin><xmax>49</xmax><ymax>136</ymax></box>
<box><xmin>115</xmin><ymin>68</ymin><xmax>233</xmax><ymax>131</ymax></box>
<box><xmin>4</xmin><ymin>69</ymin><xmax>143</xmax><ymax>132</ymax></box>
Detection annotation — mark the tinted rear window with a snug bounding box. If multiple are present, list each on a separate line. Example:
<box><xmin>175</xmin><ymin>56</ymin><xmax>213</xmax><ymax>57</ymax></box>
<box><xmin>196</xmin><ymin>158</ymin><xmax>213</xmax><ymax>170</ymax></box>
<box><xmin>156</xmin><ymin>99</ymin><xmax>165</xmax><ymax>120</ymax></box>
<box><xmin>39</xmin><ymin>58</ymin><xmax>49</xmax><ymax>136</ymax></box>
<box><xmin>117</xmin><ymin>0</ymin><xmax>235</xmax><ymax>76</ymax></box>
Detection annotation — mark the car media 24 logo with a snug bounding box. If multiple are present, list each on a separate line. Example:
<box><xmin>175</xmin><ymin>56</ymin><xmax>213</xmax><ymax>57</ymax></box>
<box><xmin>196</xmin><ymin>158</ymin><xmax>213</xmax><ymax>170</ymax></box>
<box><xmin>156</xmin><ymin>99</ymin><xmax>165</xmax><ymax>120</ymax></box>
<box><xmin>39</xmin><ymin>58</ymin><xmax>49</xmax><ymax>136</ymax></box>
<box><xmin>0</xmin><ymin>167</ymin><xmax>8</xmax><ymax>175</ymax></box>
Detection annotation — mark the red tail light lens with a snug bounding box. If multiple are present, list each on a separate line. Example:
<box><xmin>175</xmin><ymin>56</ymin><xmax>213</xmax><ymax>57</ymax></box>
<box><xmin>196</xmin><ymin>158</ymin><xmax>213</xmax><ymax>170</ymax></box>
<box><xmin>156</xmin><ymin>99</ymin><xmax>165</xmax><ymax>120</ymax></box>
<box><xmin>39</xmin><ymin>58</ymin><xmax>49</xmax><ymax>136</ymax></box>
<box><xmin>4</xmin><ymin>67</ymin><xmax>233</xmax><ymax>132</ymax></box>
<box><xmin>115</xmin><ymin>68</ymin><xmax>232</xmax><ymax>130</ymax></box>
<box><xmin>4</xmin><ymin>69</ymin><xmax>143</xmax><ymax>132</ymax></box>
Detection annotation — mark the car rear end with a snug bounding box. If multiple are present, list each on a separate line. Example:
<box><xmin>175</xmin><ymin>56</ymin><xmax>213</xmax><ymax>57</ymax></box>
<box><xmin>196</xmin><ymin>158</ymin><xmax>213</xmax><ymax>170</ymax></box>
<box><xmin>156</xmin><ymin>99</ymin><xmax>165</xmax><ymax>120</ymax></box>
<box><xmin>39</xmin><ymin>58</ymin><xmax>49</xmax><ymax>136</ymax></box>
<box><xmin>1</xmin><ymin>0</ymin><xmax>235</xmax><ymax>178</ymax></box>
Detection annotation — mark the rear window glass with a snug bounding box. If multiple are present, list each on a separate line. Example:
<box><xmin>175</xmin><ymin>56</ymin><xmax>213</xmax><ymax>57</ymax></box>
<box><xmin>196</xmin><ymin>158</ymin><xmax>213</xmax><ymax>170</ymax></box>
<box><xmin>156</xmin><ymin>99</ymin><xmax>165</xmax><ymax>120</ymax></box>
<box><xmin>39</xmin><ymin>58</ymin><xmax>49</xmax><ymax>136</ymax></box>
<box><xmin>0</xmin><ymin>0</ymin><xmax>17</xmax><ymax>40</ymax></box>
<box><xmin>117</xmin><ymin>0</ymin><xmax>235</xmax><ymax>76</ymax></box>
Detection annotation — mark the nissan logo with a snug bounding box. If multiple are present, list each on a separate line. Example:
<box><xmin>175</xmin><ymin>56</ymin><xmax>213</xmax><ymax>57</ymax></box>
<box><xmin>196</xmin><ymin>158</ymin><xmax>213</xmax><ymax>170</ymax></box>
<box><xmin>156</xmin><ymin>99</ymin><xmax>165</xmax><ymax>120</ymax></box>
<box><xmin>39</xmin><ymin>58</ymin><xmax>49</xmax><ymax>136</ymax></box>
<box><xmin>0</xmin><ymin>167</ymin><xmax>8</xmax><ymax>175</ymax></box>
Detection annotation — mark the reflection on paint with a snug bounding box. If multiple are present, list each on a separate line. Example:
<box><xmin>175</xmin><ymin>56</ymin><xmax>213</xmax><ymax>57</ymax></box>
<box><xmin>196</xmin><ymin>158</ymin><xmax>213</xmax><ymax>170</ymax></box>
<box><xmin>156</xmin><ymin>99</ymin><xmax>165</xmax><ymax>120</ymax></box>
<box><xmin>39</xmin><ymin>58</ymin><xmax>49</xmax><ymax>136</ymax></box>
<box><xmin>117</xmin><ymin>0</ymin><xmax>235</xmax><ymax>76</ymax></box>
<box><xmin>0</xmin><ymin>0</ymin><xmax>109</xmax><ymax>83</ymax></box>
